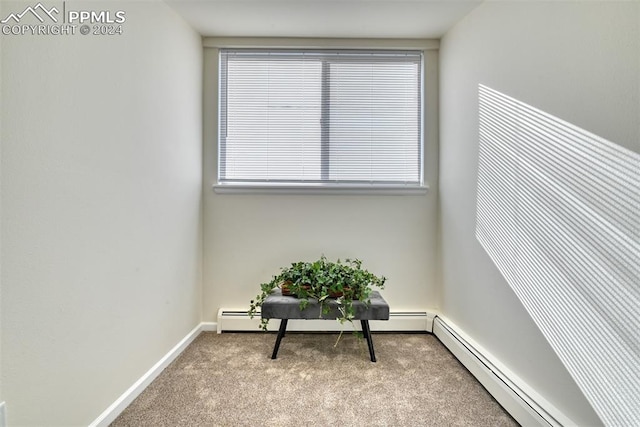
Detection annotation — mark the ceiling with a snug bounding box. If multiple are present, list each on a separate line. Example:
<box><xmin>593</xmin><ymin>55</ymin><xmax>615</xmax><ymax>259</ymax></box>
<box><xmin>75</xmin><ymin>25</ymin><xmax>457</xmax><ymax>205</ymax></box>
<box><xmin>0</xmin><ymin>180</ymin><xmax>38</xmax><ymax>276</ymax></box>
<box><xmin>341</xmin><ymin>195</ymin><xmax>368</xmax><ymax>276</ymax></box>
<box><xmin>165</xmin><ymin>0</ymin><xmax>482</xmax><ymax>39</ymax></box>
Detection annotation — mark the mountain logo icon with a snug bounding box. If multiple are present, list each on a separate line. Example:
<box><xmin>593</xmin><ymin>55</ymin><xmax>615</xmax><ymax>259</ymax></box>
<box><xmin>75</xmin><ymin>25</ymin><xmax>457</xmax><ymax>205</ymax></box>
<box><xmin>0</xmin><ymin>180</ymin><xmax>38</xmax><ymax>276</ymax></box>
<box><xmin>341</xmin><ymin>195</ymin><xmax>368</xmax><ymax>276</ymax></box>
<box><xmin>1</xmin><ymin>2</ymin><xmax>59</xmax><ymax>24</ymax></box>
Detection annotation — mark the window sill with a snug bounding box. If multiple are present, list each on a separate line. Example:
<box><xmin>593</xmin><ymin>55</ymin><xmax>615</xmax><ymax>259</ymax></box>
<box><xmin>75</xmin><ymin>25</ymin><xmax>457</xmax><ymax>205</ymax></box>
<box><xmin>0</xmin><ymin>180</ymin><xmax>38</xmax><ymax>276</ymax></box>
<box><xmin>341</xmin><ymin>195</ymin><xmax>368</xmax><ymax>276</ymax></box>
<box><xmin>212</xmin><ymin>183</ymin><xmax>429</xmax><ymax>195</ymax></box>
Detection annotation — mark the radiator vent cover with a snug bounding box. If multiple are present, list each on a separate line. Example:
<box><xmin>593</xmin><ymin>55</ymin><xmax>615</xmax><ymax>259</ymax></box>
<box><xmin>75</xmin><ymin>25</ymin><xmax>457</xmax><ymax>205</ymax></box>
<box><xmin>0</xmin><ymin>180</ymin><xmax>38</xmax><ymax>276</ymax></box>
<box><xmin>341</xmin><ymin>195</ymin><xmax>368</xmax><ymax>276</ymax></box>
<box><xmin>216</xmin><ymin>309</ymin><xmax>434</xmax><ymax>334</ymax></box>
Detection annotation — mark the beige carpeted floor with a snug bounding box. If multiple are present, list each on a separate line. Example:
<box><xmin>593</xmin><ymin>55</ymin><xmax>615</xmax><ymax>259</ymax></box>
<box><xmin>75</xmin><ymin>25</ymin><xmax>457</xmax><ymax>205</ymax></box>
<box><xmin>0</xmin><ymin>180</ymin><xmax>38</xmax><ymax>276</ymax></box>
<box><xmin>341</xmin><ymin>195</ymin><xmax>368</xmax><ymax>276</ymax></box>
<box><xmin>111</xmin><ymin>332</ymin><xmax>519</xmax><ymax>426</ymax></box>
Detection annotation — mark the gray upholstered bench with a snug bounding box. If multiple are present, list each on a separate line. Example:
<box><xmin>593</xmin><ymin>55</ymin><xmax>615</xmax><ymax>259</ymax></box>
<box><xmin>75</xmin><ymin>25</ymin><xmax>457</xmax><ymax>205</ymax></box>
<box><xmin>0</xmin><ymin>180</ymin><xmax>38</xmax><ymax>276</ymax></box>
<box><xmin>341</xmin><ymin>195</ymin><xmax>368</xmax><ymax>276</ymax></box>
<box><xmin>261</xmin><ymin>289</ymin><xmax>390</xmax><ymax>362</ymax></box>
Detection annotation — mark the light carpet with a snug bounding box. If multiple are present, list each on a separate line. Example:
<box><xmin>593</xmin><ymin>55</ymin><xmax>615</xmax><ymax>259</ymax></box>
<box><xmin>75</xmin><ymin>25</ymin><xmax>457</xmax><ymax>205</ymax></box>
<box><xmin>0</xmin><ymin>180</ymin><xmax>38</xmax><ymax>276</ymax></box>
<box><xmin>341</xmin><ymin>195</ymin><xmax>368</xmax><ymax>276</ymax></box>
<box><xmin>111</xmin><ymin>332</ymin><xmax>519</xmax><ymax>426</ymax></box>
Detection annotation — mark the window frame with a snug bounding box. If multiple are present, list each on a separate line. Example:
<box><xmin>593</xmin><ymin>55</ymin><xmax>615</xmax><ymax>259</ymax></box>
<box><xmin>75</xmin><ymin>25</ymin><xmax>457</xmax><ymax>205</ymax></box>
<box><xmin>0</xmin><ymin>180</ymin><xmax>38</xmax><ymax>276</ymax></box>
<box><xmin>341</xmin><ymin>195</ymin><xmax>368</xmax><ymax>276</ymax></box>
<box><xmin>205</xmin><ymin>38</ymin><xmax>437</xmax><ymax>195</ymax></box>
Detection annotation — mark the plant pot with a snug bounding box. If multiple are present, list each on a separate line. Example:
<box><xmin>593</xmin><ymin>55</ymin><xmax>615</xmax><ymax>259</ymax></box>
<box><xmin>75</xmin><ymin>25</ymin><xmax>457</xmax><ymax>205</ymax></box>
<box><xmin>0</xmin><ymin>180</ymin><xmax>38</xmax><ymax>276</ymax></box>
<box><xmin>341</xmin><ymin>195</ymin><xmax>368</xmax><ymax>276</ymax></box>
<box><xmin>280</xmin><ymin>281</ymin><xmax>294</xmax><ymax>296</ymax></box>
<box><xmin>328</xmin><ymin>287</ymin><xmax>358</xmax><ymax>299</ymax></box>
<box><xmin>280</xmin><ymin>282</ymin><xmax>311</xmax><ymax>297</ymax></box>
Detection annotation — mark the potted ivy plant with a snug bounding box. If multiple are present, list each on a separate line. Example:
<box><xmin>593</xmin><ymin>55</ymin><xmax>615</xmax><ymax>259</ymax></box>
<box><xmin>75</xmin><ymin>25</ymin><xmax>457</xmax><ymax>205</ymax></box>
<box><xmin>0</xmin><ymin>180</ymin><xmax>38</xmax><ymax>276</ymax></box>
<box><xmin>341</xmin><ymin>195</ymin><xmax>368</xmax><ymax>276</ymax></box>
<box><xmin>248</xmin><ymin>255</ymin><xmax>386</xmax><ymax>345</ymax></box>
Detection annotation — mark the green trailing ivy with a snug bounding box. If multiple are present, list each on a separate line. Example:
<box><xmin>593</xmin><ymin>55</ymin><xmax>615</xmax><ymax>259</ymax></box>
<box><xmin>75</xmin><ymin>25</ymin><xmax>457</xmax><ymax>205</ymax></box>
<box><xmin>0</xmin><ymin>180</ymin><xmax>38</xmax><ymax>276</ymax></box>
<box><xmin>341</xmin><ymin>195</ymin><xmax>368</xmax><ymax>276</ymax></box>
<box><xmin>249</xmin><ymin>256</ymin><xmax>386</xmax><ymax>346</ymax></box>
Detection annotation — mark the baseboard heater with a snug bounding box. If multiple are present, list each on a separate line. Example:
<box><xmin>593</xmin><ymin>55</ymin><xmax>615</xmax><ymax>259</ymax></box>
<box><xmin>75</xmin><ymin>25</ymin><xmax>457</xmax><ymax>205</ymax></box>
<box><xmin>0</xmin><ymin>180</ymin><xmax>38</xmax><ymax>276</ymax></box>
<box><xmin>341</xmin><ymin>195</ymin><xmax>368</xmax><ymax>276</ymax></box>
<box><xmin>433</xmin><ymin>316</ymin><xmax>571</xmax><ymax>427</ymax></box>
<box><xmin>216</xmin><ymin>309</ymin><xmax>434</xmax><ymax>333</ymax></box>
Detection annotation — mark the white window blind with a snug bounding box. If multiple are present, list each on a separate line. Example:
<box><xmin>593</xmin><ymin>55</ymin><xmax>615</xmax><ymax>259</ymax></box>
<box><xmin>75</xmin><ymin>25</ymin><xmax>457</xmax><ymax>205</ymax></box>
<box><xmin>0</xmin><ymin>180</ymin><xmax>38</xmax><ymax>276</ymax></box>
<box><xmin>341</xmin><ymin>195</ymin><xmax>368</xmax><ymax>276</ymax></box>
<box><xmin>219</xmin><ymin>49</ymin><xmax>422</xmax><ymax>187</ymax></box>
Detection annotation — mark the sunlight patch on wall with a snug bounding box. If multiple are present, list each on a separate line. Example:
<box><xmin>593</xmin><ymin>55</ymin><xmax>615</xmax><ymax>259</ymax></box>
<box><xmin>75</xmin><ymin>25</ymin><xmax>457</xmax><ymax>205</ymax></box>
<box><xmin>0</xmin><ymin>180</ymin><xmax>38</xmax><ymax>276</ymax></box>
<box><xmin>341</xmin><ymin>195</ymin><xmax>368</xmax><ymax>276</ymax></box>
<box><xmin>476</xmin><ymin>84</ymin><xmax>639</xmax><ymax>426</ymax></box>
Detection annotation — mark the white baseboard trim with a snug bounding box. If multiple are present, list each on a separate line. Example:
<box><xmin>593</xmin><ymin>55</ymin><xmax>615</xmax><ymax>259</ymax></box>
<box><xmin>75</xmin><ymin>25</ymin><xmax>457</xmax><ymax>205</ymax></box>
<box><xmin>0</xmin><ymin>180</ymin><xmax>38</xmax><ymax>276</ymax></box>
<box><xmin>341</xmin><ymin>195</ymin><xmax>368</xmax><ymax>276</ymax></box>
<box><xmin>200</xmin><ymin>321</ymin><xmax>218</xmax><ymax>332</ymax></box>
<box><xmin>433</xmin><ymin>316</ymin><xmax>575</xmax><ymax>427</ymax></box>
<box><xmin>89</xmin><ymin>322</ymin><xmax>217</xmax><ymax>427</ymax></box>
<box><xmin>0</xmin><ymin>401</ymin><xmax>6</xmax><ymax>427</ymax></box>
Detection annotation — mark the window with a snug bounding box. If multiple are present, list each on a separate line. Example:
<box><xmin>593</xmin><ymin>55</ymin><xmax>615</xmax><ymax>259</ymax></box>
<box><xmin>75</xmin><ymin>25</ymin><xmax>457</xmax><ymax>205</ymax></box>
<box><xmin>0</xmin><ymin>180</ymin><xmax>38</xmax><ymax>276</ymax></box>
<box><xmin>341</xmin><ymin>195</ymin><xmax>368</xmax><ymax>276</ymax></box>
<box><xmin>218</xmin><ymin>49</ymin><xmax>423</xmax><ymax>189</ymax></box>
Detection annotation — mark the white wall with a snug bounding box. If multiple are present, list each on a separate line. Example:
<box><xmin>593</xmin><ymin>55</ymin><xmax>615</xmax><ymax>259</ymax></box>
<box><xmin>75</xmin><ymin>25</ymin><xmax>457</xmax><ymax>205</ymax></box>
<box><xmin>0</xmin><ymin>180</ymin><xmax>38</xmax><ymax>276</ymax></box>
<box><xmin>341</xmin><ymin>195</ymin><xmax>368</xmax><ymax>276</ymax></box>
<box><xmin>0</xmin><ymin>1</ymin><xmax>202</xmax><ymax>425</ymax></box>
<box><xmin>439</xmin><ymin>1</ymin><xmax>639</xmax><ymax>425</ymax></box>
<box><xmin>202</xmin><ymin>41</ymin><xmax>440</xmax><ymax>321</ymax></box>
<box><xmin>0</xmin><ymin>0</ymin><xmax>4</xmax><ymax>409</ymax></box>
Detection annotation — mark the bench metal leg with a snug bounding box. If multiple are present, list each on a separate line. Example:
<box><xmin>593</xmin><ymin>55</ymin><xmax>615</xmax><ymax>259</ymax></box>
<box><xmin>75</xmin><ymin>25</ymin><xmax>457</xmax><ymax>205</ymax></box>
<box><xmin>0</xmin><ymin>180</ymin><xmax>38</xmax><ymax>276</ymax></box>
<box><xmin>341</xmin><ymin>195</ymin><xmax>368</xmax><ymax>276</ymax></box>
<box><xmin>271</xmin><ymin>319</ymin><xmax>288</xmax><ymax>359</ymax></box>
<box><xmin>361</xmin><ymin>320</ymin><xmax>376</xmax><ymax>362</ymax></box>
